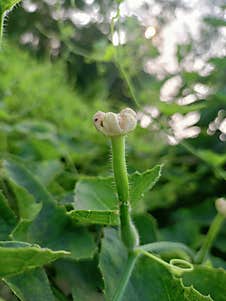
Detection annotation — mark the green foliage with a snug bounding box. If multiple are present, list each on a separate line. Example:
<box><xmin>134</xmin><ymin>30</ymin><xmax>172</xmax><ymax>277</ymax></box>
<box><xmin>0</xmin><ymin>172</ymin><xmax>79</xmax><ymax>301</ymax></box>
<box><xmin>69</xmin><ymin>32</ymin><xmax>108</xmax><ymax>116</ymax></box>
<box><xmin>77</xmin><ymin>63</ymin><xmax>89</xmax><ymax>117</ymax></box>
<box><xmin>0</xmin><ymin>1</ymin><xmax>226</xmax><ymax>299</ymax></box>
<box><xmin>0</xmin><ymin>241</ymin><xmax>68</xmax><ymax>277</ymax></box>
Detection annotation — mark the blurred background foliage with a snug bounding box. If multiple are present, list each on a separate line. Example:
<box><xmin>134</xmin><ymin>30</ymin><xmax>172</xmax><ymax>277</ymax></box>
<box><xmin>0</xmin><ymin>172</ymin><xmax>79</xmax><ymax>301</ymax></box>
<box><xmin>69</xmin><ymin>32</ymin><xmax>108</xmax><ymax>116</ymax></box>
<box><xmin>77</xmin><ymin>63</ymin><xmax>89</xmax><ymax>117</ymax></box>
<box><xmin>0</xmin><ymin>0</ymin><xmax>226</xmax><ymax>299</ymax></box>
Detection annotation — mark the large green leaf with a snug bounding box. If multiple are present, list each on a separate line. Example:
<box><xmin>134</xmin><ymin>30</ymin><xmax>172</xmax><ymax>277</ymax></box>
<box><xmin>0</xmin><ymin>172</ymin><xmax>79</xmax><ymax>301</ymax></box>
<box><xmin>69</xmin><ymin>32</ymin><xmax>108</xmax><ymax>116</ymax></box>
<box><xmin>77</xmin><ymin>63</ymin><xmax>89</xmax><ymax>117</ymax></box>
<box><xmin>72</xmin><ymin>165</ymin><xmax>161</xmax><ymax>225</ymax></box>
<box><xmin>4</xmin><ymin>268</ymin><xmax>55</xmax><ymax>301</ymax></box>
<box><xmin>54</xmin><ymin>259</ymin><xmax>104</xmax><ymax>301</ymax></box>
<box><xmin>2</xmin><ymin>158</ymin><xmax>96</xmax><ymax>260</ymax></box>
<box><xmin>0</xmin><ymin>191</ymin><xmax>17</xmax><ymax>239</ymax></box>
<box><xmin>0</xmin><ymin>241</ymin><xmax>68</xmax><ymax>277</ymax></box>
<box><xmin>183</xmin><ymin>266</ymin><xmax>226</xmax><ymax>301</ymax></box>
<box><xmin>99</xmin><ymin>228</ymin><xmax>212</xmax><ymax>301</ymax></box>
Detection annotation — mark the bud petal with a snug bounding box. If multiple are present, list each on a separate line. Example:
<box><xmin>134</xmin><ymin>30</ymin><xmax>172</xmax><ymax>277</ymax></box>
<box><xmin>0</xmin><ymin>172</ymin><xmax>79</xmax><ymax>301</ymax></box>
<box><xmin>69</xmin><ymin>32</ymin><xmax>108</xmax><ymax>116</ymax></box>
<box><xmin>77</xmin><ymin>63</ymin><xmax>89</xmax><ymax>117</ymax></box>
<box><xmin>215</xmin><ymin>198</ymin><xmax>226</xmax><ymax>217</ymax></box>
<box><xmin>93</xmin><ymin>108</ymin><xmax>137</xmax><ymax>136</ymax></box>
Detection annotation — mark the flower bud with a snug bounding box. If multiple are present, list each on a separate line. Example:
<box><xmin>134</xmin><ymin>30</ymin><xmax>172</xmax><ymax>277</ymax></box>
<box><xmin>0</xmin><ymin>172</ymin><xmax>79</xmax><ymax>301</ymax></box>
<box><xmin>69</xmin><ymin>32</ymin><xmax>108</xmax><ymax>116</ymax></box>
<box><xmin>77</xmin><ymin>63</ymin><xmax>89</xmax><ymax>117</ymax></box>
<box><xmin>215</xmin><ymin>198</ymin><xmax>226</xmax><ymax>218</ymax></box>
<box><xmin>93</xmin><ymin>108</ymin><xmax>137</xmax><ymax>136</ymax></box>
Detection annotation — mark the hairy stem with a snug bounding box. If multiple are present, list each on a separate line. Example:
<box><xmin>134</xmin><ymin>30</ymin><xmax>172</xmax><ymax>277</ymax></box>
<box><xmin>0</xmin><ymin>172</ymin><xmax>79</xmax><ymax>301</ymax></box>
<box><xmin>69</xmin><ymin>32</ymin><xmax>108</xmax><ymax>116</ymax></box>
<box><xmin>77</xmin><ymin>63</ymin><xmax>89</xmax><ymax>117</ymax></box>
<box><xmin>111</xmin><ymin>135</ymin><xmax>139</xmax><ymax>249</ymax></box>
<box><xmin>195</xmin><ymin>213</ymin><xmax>225</xmax><ymax>264</ymax></box>
<box><xmin>111</xmin><ymin>136</ymin><xmax>129</xmax><ymax>202</ymax></box>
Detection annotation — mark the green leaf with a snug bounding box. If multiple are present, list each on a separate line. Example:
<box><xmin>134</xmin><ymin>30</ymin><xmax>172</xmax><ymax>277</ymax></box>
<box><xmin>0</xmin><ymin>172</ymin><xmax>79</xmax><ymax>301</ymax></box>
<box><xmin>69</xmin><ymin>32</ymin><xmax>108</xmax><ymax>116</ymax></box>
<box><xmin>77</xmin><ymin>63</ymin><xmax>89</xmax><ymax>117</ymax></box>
<box><xmin>11</xmin><ymin>202</ymin><xmax>97</xmax><ymax>260</ymax></box>
<box><xmin>9</xmin><ymin>181</ymin><xmax>42</xmax><ymax>220</ymax></box>
<box><xmin>54</xmin><ymin>259</ymin><xmax>104</xmax><ymax>301</ymax></box>
<box><xmin>1</xmin><ymin>0</ymin><xmax>22</xmax><ymax>13</ymax></box>
<box><xmin>73</xmin><ymin>165</ymin><xmax>161</xmax><ymax>224</ymax></box>
<box><xmin>4</xmin><ymin>268</ymin><xmax>55</xmax><ymax>301</ymax></box>
<box><xmin>0</xmin><ymin>191</ymin><xmax>17</xmax><ymax>239</ymax></box>
<box><xmin>133</xmin><ymin>213</ymin><xmax>158</xmax><ymax>244</ymax></box>
<box><xmin>68</xmin><ymin>209</ymin><xmax>119</xmax><ymax>225</ymax></box>
<box><xmin>2</xmin><ymin>158</ymin><xmax>96</xmax><ymax>260</ymax></box>
<box><xmin>74</xmin><ymin>177</ymin><xmax>117</xmax><ymax>211</ymax></box>
<box><xmin>99</xmin><ymin>228</ymin><xmax>212</xmax><ymax>301</ymax></box>
<box><xmin>129</xmin><ymin>165</ymin><xmax>162</xmax><ymax>209</ymax></box>
<box><xmin>183</xmin><ymin>266</ymin><xmax>226</xmax><ymax>301</ymax></box>
<box><xmin>0</xmin><ymin>241</ymin><xmax>68</xmax><ymax>277</ymax></box>
<box><xmin>1</xmin><ymin>158</ymin><xmax>54</xmax><ymax>204</ymax></box>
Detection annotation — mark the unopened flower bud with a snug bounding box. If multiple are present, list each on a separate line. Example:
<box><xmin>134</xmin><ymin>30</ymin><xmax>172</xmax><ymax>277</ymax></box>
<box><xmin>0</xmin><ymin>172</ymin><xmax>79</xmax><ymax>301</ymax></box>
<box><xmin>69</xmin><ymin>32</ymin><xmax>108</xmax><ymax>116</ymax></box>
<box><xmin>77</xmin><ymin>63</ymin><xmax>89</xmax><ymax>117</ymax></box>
<box><xmin>93</xmin><ymin>108</ymin><xmax>137</xmax><ymax>136</ymax></box>
<box><xmin>215</xmin><ymin>198</ymin><xmax>226</xmax><ymax>217</ymax></box>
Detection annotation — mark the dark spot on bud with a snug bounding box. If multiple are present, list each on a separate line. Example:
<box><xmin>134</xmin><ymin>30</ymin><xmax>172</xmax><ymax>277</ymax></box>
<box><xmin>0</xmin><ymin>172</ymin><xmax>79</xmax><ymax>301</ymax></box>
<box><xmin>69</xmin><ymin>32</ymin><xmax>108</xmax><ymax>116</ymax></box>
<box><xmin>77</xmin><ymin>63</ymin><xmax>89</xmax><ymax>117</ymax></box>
<box><xmin>94</xmin><ymin>118</ymin><xmax>98</xmax><ymax>122</ymax></box>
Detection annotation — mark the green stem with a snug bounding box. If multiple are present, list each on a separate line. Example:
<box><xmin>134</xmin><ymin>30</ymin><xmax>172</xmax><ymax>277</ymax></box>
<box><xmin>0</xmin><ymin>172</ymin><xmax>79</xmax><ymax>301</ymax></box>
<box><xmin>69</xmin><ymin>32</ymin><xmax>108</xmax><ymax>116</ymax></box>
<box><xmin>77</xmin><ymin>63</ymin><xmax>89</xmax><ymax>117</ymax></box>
<box><xmin>111</xmin><ymin>135</ymin><xmax>139</xmax><ymax>250</ymax></box>
<box><xmin>111</xmin><ymin>136</ymin><xmax>129</xmax><ymax>203</ymax></box>
<box><xmin>139</xmin><ymin>241</ymin><xmax>195</xmax><ymax>261</ymax></box>
<box><xmin>195</xmin><ymin>213</ymin><xmax>225</xmax><ymax>264</ymax></box>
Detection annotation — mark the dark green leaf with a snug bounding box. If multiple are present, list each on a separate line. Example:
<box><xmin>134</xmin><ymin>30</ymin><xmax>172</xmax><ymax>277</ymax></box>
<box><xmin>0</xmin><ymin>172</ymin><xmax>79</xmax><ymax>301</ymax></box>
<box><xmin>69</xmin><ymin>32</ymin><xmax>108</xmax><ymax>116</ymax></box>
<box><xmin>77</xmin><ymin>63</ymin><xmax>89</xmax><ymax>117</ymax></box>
<box><xmin>54</xmin><ymin>259</ymin><xmax>104</xmax><ymax>301</ymax></box>
<box><xmin>183</xmin><ymin>266</ymin><xmax>226</xmax><ymax>301</ymax></box>
<box><xmin>0</xmin><ymin>191</ymin><xmax>17</xmax><ymax>240</ymax></box>
<box><xmin>68</xmin><ymin>209</ymin><xmax>119</xmax><ymax>225</ymax></box>
<box><xmin>99</xmin><ymin>228</ymin><xmax>211</xmax><ymax>301</ymax></box>
<box><xmin>3</xmin><ymin>159</ymin><xmax>96</xmax><ymax>260</ymax></box>
<box><xmin>4</xmin><ymin>268</ymin><xmax>55</xmax><ymax>301</ymax></box>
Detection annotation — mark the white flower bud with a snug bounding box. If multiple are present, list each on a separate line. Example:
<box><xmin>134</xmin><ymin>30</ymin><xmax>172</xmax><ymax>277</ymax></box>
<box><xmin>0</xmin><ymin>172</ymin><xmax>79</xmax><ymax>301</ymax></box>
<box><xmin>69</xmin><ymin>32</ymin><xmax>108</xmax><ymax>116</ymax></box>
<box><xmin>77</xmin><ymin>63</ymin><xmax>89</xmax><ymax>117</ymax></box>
<box><xmin>215</xmin><ymin>198</ymin><xmax>226</xmax><ymax>217</ymax></box>
<box><xmin>93</xmin><ymin>108</ymin><xmax>137</xmax><ymax>136</ymax></box>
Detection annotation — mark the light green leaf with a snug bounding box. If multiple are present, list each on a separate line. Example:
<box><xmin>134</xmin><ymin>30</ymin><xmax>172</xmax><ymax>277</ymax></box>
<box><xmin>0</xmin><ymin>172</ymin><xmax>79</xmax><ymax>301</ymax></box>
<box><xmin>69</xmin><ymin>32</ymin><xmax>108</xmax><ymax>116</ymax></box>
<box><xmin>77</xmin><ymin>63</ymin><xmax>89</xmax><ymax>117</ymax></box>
<box><xmin>1</xmin><ymin>0</ymin><xmax>22</xmax><ymax>13</ymax></box>
<box><xmin>0</xmin><ymin>241</ymin><xmax>68</xmax><ymax>277</ymax></box>
<box><xmin>68</xmin><ymin>209</ymin><xmax>119</xmax><ymax>225</ymax></box>
<box><xmin>99</xmin><ymin>228</ymin><xmax>212</xmax><ymax>301</ymax></box>
<box><xmin>2</xmin><ymin>158</ymin><xmax>96</xmax><ymax>260</ymax></box>
<box><xmin>73</xmin><ymin>165</ymin><xmax>161</xmax><ymax>224</ymax></box>
<box><xmin>4</xmin><ymin>268</ymin><xmax>55</xmax><ymax>301</ymax></box>
<box><xmin>183</xmin><ymin>266</ymin><xmax>226</xmax><ymax>301</ymax></box>
<box><xmin>0</xmin><ymin>191</ymin><xmax>17</xmax><ymax>239</ymax></box>
<box><xmin>74</xmin><ymin>177</ymin><xmax>117</xmax><ymax>211</ymax></box>
<box><xmin>129</xmin><ymin>165</ymin><xmax>162</xmax><ymax>209</ymax></box>
<box><xmin>9</xmin><ymin>181</ymin><xmax>42</xmax><ymax>220</ymax></box>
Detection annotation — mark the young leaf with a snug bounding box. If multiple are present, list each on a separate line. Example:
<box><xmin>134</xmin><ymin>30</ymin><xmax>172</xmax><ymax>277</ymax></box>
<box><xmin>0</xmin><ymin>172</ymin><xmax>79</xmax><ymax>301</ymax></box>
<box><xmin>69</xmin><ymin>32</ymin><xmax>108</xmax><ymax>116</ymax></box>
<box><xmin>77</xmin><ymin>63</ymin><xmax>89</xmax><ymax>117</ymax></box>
<box><xmin>4</xmin><ymin>268</ymin><xmax>55</xmax><ymax>301</ymax></box>
<box><xmin>99</xmin><ymin>228</ymin><xmax>212</xmax><ymax>301</ymax></box>
<box><xmin>0</xmin><ymin>241</ymin><xmax>68</xmax><ymax>277</ymax></box>
<box><xmin>129</xmin><ymin>164</ymin><xmax>162</xmax><ymax>208</ymax></box>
